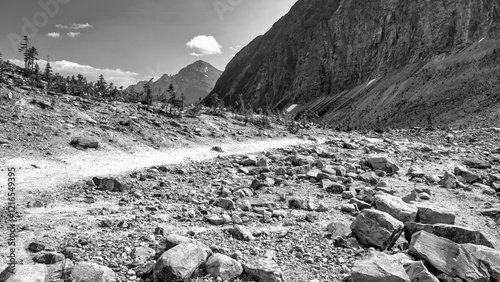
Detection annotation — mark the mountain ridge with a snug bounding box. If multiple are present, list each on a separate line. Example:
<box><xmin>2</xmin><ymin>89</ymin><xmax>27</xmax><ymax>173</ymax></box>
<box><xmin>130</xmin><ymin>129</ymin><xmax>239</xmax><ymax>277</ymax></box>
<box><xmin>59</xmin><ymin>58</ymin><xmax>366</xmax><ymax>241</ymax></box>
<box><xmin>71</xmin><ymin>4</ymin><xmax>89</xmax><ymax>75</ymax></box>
<box><xmin>206</xmin><ymin>0</ymin><xmax>500</xmax><ymax>129</ymax></box>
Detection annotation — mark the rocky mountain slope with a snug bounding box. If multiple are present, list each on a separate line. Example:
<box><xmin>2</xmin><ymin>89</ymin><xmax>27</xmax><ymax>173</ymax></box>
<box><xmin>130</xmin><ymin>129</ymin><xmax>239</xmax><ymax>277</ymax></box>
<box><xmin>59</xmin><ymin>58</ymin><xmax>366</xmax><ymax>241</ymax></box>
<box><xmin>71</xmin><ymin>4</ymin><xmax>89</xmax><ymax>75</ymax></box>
<box><xmin>207</xmin><ymin>0</ymin><xmax>500</xmax><ymax>129</ymax></box>
<box><xmin>128</xmin><ymin>60</ymin><xmax>222</xmax><ymax>105</ymax></box>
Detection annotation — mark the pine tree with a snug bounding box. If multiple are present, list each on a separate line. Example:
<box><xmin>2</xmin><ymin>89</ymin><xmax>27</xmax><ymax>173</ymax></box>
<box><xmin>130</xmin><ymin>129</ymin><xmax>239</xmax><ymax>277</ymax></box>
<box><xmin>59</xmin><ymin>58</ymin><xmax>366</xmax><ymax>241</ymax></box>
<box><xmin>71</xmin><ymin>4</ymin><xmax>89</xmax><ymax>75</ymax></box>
<box><xmin>0</xmin><ymin>51</ymin><xmax>4</xmax><ymax>83</ymax></box>
<box><xmin>180</xmin><ymin>93</ymin><xmax>186</xmax><ymax>111</ymax></box>
<box><xmin>211</xmin><ymin>93</ymin><xmax>219</xmax><ymax>111</ymax></box>
<box><xmin>167</xmin><ymin>83</ymin><xmax>177</xmax><ymax>114</ymax></box>
<box><xmin>44</xmin><ymin>56</ymin><xmax>53</xmax><ymax>90</ymax></box>
<box><xmin>28</xmin><ymin>46</ymin><xmax>38</xmax><ymax>73</ymax></box>
<box><xmin>238</xmin><ymin>93</ymin><xmax>244</xmax><ymax>115</ymax></box>
<box><xmin>18</xmin><ymin>36</ymin><xmax>29</xmax><ymax>73</ymax></box>
<box><xmin>33</xmin><ymin>63</ymin><xmax>41</xmax><ymax>82</ymax></box>
<box><xmin>144</xmin><ymin>78</ymin><xmax>154</xmax><ymax>108</ymax></box>
<box><xmin>97</xmin><ymin>74</ymin><xmax>107</xmax><ymax>94</ymax></box>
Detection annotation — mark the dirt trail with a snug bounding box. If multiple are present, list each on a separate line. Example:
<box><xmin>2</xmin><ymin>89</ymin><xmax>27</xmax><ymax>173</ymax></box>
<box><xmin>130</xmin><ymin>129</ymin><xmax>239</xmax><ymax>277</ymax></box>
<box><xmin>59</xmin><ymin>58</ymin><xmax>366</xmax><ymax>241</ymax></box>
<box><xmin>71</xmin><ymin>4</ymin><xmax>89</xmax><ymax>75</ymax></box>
<box><xmin>0</xmin><ymin>137</ymin><xmax>317</xmax><ymax>198</ymax></box>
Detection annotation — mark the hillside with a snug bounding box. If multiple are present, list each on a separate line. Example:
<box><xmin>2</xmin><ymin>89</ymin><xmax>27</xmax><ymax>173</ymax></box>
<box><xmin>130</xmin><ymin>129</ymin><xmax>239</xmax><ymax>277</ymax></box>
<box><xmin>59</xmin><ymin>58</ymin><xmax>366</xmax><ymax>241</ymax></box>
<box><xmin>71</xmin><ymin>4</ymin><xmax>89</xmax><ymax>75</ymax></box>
<box><xmin>127</xmin><ymin>60</ymin><xmax>222</xmax><ymax>105</ymax></box>
<box><xmin>1</xmin><ymin>62</ymin><xmax>500</xmax><ymax>282</ymax></box>
<box><xmin>207</xmin><ymin>0</ymin><xmax>500</xmax><ymax>129</ymax></box>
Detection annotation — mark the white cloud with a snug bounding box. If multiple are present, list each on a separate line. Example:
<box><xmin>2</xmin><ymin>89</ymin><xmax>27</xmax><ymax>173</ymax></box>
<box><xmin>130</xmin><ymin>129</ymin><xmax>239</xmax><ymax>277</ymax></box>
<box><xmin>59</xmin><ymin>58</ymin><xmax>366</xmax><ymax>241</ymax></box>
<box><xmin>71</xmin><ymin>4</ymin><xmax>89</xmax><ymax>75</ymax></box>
<box><xmin>56</xmin><ymin>23</ymin><xmax>94</xmax><ymax>30</ymax></box>
<box><xmin>186</xmin><ymin>35</ymin><xmax>223</xmax><ymax>57</ymax></box>
<box><xmin>67</xmin><ymin>32</ymin><xmax>81</xmax><ymax>38</ymax></box>
<box><xmin>229</xmin><ymin>45</ymin><xmax>241</xmax><ymax>51</ymax></box>
<box><xmin>47</xmin><ymin>32</ymin><xmax>61</xmax><ymax>38</ymax></box>
<box><xmin>9</xmin><ymin>59</ymin><xmax>141</xmax><ymax>87</ymax></box>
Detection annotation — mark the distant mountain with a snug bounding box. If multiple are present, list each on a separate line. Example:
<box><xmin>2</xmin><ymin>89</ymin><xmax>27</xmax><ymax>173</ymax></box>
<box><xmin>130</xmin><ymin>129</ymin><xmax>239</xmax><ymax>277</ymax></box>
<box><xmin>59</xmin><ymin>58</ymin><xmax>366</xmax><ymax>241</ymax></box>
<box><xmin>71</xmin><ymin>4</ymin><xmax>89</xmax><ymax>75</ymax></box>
<box><xmin>127</xmin><ymin>60</ymin><xmax>222</xmax><ymax>105</ymax></box>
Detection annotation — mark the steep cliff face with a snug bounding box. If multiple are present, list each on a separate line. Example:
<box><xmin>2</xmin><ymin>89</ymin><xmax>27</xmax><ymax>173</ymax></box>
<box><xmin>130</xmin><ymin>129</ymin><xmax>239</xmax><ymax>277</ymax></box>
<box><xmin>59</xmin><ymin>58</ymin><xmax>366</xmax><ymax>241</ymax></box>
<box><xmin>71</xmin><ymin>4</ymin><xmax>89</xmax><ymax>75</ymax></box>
<box><xmin>208</xmin><ymin>0</ymin><xmax>500</xmax><ymax>128</ymax></box>
<box><xmin>128</xmin><ymin>60</ymin><xmax>222</xmax><ymax>105</ymax></box>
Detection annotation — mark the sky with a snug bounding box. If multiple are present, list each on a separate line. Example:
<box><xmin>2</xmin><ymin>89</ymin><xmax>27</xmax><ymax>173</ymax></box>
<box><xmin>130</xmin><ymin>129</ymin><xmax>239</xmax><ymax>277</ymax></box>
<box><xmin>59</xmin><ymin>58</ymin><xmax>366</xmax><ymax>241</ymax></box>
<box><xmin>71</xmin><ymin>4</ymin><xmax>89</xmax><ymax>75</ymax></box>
<box><xmin>0</xmin><ymin>0</ymin><xmax>297</xmax><ymax>87</ymax></box>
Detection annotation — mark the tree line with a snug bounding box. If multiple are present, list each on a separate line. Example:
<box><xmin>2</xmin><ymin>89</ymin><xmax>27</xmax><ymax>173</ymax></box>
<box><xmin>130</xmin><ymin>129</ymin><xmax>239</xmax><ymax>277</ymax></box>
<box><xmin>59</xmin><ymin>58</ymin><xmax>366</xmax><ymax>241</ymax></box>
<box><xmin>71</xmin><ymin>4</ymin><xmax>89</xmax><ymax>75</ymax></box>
<box><xmin>0</xmin><ymin>36</ymin><xmax>188</xmax><ymax>111</ymax></box>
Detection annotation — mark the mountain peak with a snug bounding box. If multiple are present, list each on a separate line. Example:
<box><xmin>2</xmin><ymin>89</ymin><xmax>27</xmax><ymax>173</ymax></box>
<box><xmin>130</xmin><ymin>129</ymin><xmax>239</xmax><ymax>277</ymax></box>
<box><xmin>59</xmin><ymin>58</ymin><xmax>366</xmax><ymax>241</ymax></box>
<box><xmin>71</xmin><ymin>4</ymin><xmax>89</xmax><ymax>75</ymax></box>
<box><xmin>126</xmin><ymin>60</ymin><xmax>222</xmax><ymax>104</ymax></box>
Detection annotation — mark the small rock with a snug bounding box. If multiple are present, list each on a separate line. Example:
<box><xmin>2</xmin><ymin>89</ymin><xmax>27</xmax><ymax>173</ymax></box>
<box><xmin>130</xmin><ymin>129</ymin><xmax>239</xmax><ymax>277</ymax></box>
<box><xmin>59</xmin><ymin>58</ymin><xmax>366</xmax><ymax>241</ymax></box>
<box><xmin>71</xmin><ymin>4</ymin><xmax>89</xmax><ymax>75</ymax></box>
<box><xmin>212</xmin><ymin>146</ymin><xmax>224</xmax><ymax>153</ymax></box>
<box><xmin>243</xmin><ymin>257</ymin><xmax>285</xmax><ymax>282</ymax></box>
<box><xmin>232</xmin><ymin>225</ymin><xmax>255</xmax><ymax>241</ymax></box>
<box><xmin>205</xmin><ymin>253</ymin><xmax>243</xmax><ymax>281</ymax></box>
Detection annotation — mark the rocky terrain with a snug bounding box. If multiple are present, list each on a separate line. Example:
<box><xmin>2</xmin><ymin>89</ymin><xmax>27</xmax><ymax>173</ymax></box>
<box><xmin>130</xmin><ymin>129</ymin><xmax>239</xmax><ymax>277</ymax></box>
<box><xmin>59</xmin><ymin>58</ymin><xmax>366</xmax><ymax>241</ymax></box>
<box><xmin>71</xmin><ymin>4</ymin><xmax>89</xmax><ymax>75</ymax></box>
<box><xmin>207</xmin><ymin>0</ymin><xmax>500</xmax><ymax>129</ymax></box>
<box><xmin>1</xmin><ymin>79</ymin><xmax>500</xmax><ymax>281</ymax></box>
<box><xmin>1</xmin><ymin>7</ymin><xmax>500</xmax><ymax>279</ymax></box>
<box><xmin>127</xmin><ymin>60</ymin><xmax>222</xmax><ymax>105</ymax></box>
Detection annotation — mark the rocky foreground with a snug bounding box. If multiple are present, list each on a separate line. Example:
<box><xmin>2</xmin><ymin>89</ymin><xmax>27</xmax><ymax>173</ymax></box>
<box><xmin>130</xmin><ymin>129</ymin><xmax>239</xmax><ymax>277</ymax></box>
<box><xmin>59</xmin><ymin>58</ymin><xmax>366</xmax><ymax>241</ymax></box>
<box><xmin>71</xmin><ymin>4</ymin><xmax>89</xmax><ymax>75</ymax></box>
<box><xmin>1</xmin><ymin>127</ymin><xmax>500</xmax><ymax>282</ymax></box>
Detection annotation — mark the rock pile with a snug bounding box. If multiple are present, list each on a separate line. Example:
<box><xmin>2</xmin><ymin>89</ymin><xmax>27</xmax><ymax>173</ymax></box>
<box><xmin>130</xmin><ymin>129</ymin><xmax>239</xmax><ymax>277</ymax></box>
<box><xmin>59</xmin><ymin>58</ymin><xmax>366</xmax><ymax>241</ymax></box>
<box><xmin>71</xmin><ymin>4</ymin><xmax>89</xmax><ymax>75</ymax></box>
<box><xmin>14</xmin><ymin>130</ymin><xmax>500</xmax><ymax>282</ymax></box>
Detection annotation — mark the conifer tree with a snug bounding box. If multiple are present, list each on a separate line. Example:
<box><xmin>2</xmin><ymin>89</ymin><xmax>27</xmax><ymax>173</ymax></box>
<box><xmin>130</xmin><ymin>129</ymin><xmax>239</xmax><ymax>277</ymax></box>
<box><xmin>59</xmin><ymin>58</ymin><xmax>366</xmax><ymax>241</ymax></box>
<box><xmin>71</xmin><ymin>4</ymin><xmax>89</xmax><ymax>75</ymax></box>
<box><xmin>18</xmin><ymin>36</ymin><xmax>29</xmax><ymax>73</ymax></box>
<box><xmin>28</xmin><ymin>46</ymin><xmax>38</xmax><ymax>73</ymax></box>
<box><xmin>144</xmin><ymin>78</ymin><xmax>154</xmax><ymax>108</ymax></box>
<box><xmin>180</xmin><ymin>93</ymin><xmax>186</xmax><ymax>111</ymax></box>
<box><xmin>44</xmin><ymin>56</ymin><xmax>53</xmax><ymax>90</ymax></box>
<box><xmin>0</xmin><ymin>51</ymin><xmax>4</xmax><ymax>83</ymax></box>
<box><xmin>167</xmin><ymin>83</ymin><xmax>177</xmax><ymax>114</ymax></box>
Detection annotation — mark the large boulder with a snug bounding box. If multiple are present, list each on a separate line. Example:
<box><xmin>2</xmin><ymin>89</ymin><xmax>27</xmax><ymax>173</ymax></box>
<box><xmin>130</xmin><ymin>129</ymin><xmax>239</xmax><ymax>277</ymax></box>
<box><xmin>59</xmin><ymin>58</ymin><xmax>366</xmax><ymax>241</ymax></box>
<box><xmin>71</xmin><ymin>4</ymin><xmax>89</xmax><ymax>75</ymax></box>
<box><xmin>153</xmin><ymin>243</ymin><xmax>208</xmax><ymax>281</ymax></box>
<box><xmin>368</xmin><ymin>155</ymin><xmax>400</xmax><ymax>174</ymax></box>
<box><xmin>205</xmin><ymin>254</ymin><xmax>243</xmax><ymax>281</ymax></box>
<box><xmin>350</xmin><ymin>209</ymin><xmax>404</xmax><ymax>250</ymax></box>
<box><xmin>242</xmin><ymin>257</ymin><xmax>284</xmax><ymax>282</ymax></box>
<box><xmin>351</xmin><ymin>252</ymin><xmax>411</xmax><ymax>282</ymax></box>
<box><xmin>454</xmin><ymin>165</ymin><xmax>480</xmax><ymax>183</ymax></box>
<box><xmin>408</xmin><ymin>231</ymin><xmax>494</xmax><ymax>282</ymax></box>
<box><xmin>97</xmin><ymin>178</ymin><xmax>125</xmax><ymax>192</ymax></box>
<box><xmin>239</xmin><ymin>155</ymin><xmax>257</xmax><ymax>166</ymax></box>
<box><xmin>374</xmin><ymin>192</ymin><xmax>417</xmax><ymax>223</ymax></box>
<box><xmin>69</xmin><ymin>262</ymin><xmax>116</xmax><ymax>282</ymax></box>
<box><xmin>416</xmin><ymin>204</ymin><xmax>455</xmax><ymax>225</ymax></box>
<box><xmin>3</xmin><ymin>265</ymin><xmax>49</xmax><ymax>282</ymax></box>
<box><xmin>404</xmin><ymin>222</ymin><xmax>494</xmax><ymax>248</ymax></box>
<box><xmin>440</xmin><ymin>171</ymin><xmax>462</xmax><ymax>188</ymax></box>
<box><xmin>70</xmin><ymin>136</ymin><xmax>99</xmax><ymax>149</ymax></box>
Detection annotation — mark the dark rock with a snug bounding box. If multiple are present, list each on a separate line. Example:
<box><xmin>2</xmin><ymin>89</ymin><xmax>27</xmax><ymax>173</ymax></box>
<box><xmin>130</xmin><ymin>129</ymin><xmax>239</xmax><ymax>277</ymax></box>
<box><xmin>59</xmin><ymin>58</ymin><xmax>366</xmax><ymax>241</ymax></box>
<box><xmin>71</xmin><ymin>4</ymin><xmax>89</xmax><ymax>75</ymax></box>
<box><xmin>215</xmin><ymin>197</ymin><xmax>236</xmax><ymax>210</ymax></box>
<box><xmin>404</xmin><ymin>222</ymin><xmax>494</xmax><ymax>248</ymax></box>
<box><xmin>463</xmin><ymin>159</ymin><xmax>492</xmax><ymax>169</ymax></box>
<box><xmin>98</xmin><ymin>178</ymin><xmax>125</xmax><ymax>192</ymax></box>
<box><xmin>350</xmin><ymin>209</ymin><xmax>404</xmax><ymax>250</ymax></box>
<box><xmin>28</xmin><ymin>242</ymin><xmax>46</xmax><ymax>252</ymax></box>
<box><xmin>212</xmin><ymin>146</ymin><xmax>224</xmax><ymax>153</ymax></box>
<box><xmin>70</xmin><ymin>136</ymin><xmax>99</xmax><ymax>149</ymax></box>
<box><xmin>32</xmin><ymin>252</ymin><xmax>65</xmax><ymax>264</ymax></box>
<box><xmin>368</xmin><ymin>155</ymin><xmax>400</xmax><ymax>173</ymax></box>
